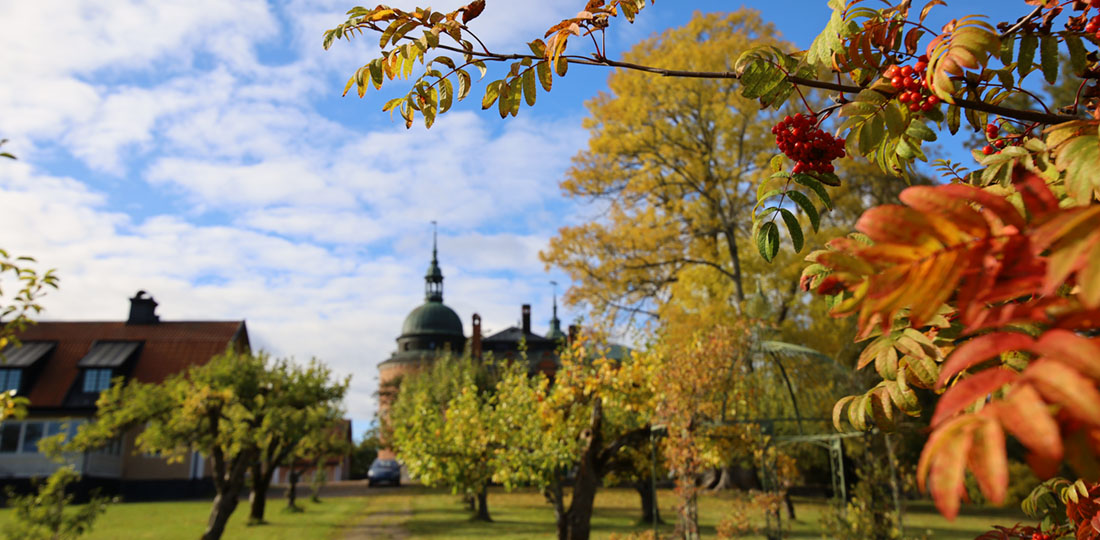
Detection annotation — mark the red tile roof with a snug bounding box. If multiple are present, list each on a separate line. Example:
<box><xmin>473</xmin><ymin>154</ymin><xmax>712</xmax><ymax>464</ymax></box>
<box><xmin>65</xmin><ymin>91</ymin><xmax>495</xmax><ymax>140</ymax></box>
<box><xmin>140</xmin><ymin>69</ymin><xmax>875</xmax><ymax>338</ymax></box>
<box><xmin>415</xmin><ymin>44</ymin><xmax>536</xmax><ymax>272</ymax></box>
<box><xmin>15</xmin><ymin>321</ymin><xmax>247</xmax><ymax>409</ymax></box>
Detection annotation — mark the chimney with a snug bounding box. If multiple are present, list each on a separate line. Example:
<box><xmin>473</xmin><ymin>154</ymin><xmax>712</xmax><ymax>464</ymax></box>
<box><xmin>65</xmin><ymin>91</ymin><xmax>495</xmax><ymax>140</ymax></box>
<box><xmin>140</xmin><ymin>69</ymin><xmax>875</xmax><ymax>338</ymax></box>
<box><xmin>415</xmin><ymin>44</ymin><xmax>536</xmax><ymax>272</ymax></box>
<box><xmin>472</xmin><ymin>314</ymin><xmax>482</xmax><ymax>359</ymax></box>
<box><xmin>568</xmin><ymin>324</ymin><xmax>579</xmax><ymax>346</ymax></box>
<box><xmin>521</xmin><ymin>304</ymin><xmax>531</xmax><ymax>334</ymax></box>
<box><xmin>127</xmin><ymin>290</ymin><xmax>160</xmax><ymax>325</ymax></box>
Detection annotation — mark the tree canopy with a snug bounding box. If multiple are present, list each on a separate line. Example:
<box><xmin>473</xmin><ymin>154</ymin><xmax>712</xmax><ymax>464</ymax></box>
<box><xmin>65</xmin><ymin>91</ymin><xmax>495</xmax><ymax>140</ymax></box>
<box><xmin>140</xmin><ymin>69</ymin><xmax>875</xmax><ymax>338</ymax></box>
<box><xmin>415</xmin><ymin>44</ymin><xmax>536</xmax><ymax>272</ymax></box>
<box><xmin>325</xmin><ymin>0</ymin><xmax>1100</xmax><ymax>536</ymax></box>
<box><xmin>69</xmin><ymin>349</ymin><xmax>348</xmax><ymax>540</ymax></box>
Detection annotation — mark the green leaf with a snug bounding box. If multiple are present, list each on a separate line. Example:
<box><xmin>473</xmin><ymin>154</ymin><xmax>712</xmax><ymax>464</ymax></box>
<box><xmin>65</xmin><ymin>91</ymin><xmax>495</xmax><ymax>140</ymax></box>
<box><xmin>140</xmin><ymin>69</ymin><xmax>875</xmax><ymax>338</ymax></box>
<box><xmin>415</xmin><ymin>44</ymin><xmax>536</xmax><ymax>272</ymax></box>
<box><xmin>999</xmin><ymin>35</ymin><xmax>1014</xmax><ymax>65</ymax></box>
<box><xmin>884</xmin><ymin>103</ymin><xmax>905</xmax><ymax>137</ymax></box>
<box><xmin>906</xmin><ymin>121</ymin><xmax>937</xmax><ymax>142</ymax></box>
<box><xmin>554</xmin><ymin>57</ymin><xmax>568</xmax><ymax>77</ymax></box>
<box><xmin>380</xmin><ymin>19</ymin><xmax>402</xmax><ymax>48</ymax></box>
<box><xmin>392</xmin><ymin>21</ymin><xmax>420</xmax><ymax>46</ymax></box>
<box><xmin>1066</xmin><ymin>35</ymin><xmax>1087</xmax><ymax>77</ymax></box>
<box><xmin>769</xmin><ymin>154</ymin><xmax>785</xmax><ymax>172</ymax></box>
<box><xmin>740</xmin><ymin>61</ymin><xmax>785</xmax><ymax>99</ymax></box>
<box><xmin>786</xmin><ymin>190</ymin><xmax>820</xmax><ymax>232</ymax></box>
<box><xmin>536</xmin><ymin>61</ymin><xmax>552</xmax><ymax>92</ymax></box>
<box><xmin>482</xmin><ymin>80</ymin><xmax>502</xmax><ymax>110</ymax></box>
<box><xmin>369</xmin><ymin>59</ymin><xmax>384</xmax><ymax>89</ymax></box>
<box><xmin>527</xmin><ymin>39</ymin><xmax>546</xmax><ymax>57</ymax></box>
<box><xmin>897</xmin><ymin>138</ymin><xmax>917</xmax><ymax>160</ymax></box>
<box><xmin>1039</xmin><ymin>35</ymin><xmax>1058</xmax><ymax>84</ymax></box>
<box><xmin>439</xmin><ymin>78</ymin><xmax>454</xmax><ymax>113</ymax></box>
<box><xmin>757</xmin><ymin>221</ymin><xmax>780</xmax><ymax>262</ymax></box>
<box><xmin>498</xmin><ymin>81</ymin><xmax>512</xmax><ymax>118</ymax></box>
<box><xmin>806</xmin><ymin>0</ymin><xmax>846</xmax><ymax>67</ymax></box>
<box><xmin>792</xmin><ymin>173</ymin><xmax>832</xmax><ymax>209</ymax></box>
<box><xmin>456</xmin><ymin>70</ymin><xmax>472</xmax><ymax>101</ymax></box>
<box><xmin>947</xmin><ymin>104</ymin><xmax>961</xmax><ymax>134</ymax></box>
<box><xmin>522</xmin><ymin>69</ymin><xmax>536</xmax><ymax>107</ymax></box>
<box><xmin>1017</xmin><ymin>33</ymin><xmax>1037</xmax><ymax>76</ymax></box>
<box><xmin>779</xmin><ymin>208</ymin><xmax>804</xmax><ymax>252</ymax></box>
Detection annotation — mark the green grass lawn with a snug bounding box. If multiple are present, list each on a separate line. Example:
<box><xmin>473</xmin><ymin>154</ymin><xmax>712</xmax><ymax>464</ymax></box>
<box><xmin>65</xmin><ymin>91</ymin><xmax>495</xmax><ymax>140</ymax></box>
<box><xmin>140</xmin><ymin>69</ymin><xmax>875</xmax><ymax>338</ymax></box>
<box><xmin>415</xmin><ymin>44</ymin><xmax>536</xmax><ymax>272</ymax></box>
<box><xmin>0</xmin><ymin>496</ymin><xmax>371</xmax><ymax>540</ymax></box>
<box><xmin>380</xmin><ymin>486</ymin><xmax>1032</xmax><ymax>539</ymax></box>
<box><xmin>0</xmin><ymin>486</ymin><xmax>1032</xmax><ymax>539</ymax></box>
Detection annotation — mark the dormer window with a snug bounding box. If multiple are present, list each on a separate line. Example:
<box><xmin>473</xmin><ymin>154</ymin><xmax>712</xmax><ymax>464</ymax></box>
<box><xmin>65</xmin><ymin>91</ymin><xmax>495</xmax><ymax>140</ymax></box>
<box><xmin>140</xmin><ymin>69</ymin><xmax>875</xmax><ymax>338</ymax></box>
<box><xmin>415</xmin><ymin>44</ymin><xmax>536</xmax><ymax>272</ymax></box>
<box><xmin>83</xmin><ymin>369</ymin><xmax>113</xmax><ymax>393</ymax></box>
<box><xmin>77</xmin><ymin>341</ymin><xmax>141</xmax><ymax>394</ymax></box>
<box><xmin>0</xmin><ymin>369</ymin><xmax>21</xmax><ymax>393</ymax></box>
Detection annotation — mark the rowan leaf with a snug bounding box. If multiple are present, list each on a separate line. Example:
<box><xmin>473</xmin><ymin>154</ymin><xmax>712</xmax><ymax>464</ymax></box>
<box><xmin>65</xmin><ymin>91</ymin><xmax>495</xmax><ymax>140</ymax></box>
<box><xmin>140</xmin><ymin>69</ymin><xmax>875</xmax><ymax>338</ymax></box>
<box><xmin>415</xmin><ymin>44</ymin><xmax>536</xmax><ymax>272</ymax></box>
<box><xmin>455</xmin><ymin>69</ymin><xmax>473</xmax><ymax>101</ymax></box>
<box><xmin>786</xmin><ymin>190</ymin><xmax>820</xmax><ymax>232</ymax></box>
<box><xmin>757</xmin><ymin>221</ymin><xmax>780</xmax><ymax>262</ymax></box>
<box><xmin>806</xmin><ymin>0</ymin><xmax>846</xmax><ymax>67</ymax></box>
<box><xmin>1066</xmin><ymin>35</ymin><xmax>1087</xmax><ymax>76</ymax></box>
<box><xmin>932</xmin><ymin>367</ymin><xmax>1018</xmax><ymax>427</ymax></box>
<box><xmin>791</xmin><ymin>174</ymin><xmax>832</xmax><ymax>209</ymax></box>
<box><xmin>1039</xmin><ymin>35</ymin><xmax>1058</xmax><ymax>84</ymax></box>
<box><xmin>918</xmin><ymin>415</ymin><xmax>977</xmax><ymax>520</ymax></box>
<box><xmin>968</xmin><ymin>417</ymin><xmax>1008</xmax><ymax>505</ymax></box>
<box><xmin>1016</xmin><ymin>33</ymin><xmax>1037</xmax><ymax>76</ymax></box>
<box><xmin>1025</xmin><ymin>360</ymin><xmax>1100</xmax><ymax>427</ymax></box>
<box><xmin>995</xmin><ymin>384</ymin><xmax>1063</xmax><ymax>461</ymax></box>
<box><xmin>938</xmin><ymin>332</ymin><xmax>1034</xmax><ymax>387</ymax></box>
<box><xmin>1031</xmin><ymin>329</ymin><xmax>1100</xmax><ymax>380</ymax></box>
<box><xmin>482</xmin><ymin>80</ymin><xmax>502</xmax><ymax>110</ymax></box>
<box><xmin>779</xmin><ymin>208</ymin><xmax>803</xmax><ymax>253</ymax></box>
<box><xmin>536</xmin><ymin>61</ymin><xmax>552</xmax><ymax>92</ymax></box>
<box><xmin>522</xmin><ymin>68</ymin><xmax>537</xmax><ymax>107</ymax></box>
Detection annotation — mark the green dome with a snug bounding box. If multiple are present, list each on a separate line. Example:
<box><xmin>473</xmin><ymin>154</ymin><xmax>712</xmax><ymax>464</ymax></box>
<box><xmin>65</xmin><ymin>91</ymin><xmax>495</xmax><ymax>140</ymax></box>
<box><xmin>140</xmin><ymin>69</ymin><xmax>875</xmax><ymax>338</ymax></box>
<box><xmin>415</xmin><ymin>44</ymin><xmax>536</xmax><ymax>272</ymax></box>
<box><xmin>401</xmin><ymin>301</ymin><xmax>464</xmax><ymax>337</ymax></box>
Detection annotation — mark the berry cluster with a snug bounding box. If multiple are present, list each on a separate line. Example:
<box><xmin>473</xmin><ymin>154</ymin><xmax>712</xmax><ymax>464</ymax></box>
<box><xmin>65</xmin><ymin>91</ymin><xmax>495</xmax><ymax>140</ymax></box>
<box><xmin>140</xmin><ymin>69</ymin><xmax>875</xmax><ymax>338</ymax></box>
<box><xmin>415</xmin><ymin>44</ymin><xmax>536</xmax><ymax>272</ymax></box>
<box><xmin>771</xmin><ymin>113</ymin><xmax>846</xmax><ymax>174</ymax></box>
<box><xmin>1086</xmin><ymin>14</ymin><xmax>1100</xmax><ymax>38</ymax></box>
<box><xmin>981</xmin><ymin>123</ymin><xmax>1007</xmax><ymax>155</ymax></box>
<box><xmin>1082</xmin><ymin>0</ymin><xmax>1100</xmax><ymax>39</ymax></box>
<box><xmin>883</xmin><ymin>56</ymin><xmax>940</xmax><ymax>113</ymax></box>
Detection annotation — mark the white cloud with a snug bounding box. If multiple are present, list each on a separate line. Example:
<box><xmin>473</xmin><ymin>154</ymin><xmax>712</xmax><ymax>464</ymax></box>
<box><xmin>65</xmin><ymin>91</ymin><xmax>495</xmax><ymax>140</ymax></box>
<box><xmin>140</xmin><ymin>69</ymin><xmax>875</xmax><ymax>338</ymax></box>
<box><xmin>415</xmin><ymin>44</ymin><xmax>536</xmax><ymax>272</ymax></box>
<box><xmin>0</xmin><ymin>0</ymin><xmax>591</xmax><ymax>425</ymax></box>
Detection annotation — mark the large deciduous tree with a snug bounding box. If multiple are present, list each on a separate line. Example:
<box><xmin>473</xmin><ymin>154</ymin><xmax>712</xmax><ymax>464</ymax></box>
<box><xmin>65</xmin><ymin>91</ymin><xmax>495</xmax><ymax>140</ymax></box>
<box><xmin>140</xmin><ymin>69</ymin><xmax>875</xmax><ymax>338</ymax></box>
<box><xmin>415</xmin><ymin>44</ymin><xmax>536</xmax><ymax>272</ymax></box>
<box><xmin>493</xmin><ymin>337</ymin><xmax>653</xmax><ymax>540</ymax></box>
<box><xmin>326</xmin><ymin>0</ymin><xmax>1100</xmax><ymax>535</ymax></box>
<box><xmin>539</xmin><ymin>10</ymin><xmax>785</xmax><ymax>324</ymax></box>
<box><xmin>247</xmin><ymin>358</ymin><xmax>348</xmax><ymax>524</ymax></box>
<box><xmin>389</xmin><ymin>353</ymin><xmax>498</xmax><ymax>521</ymax></box>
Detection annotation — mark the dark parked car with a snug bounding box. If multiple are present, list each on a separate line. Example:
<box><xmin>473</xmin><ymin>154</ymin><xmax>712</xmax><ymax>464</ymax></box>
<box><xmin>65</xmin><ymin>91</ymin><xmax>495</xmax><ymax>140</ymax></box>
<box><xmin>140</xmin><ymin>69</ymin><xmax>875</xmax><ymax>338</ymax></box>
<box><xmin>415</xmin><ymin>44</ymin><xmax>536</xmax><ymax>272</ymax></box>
<box><xmin>367</xmin><ymin>458</ymin><xmax>401</xmax><ymax>486</ymax></box>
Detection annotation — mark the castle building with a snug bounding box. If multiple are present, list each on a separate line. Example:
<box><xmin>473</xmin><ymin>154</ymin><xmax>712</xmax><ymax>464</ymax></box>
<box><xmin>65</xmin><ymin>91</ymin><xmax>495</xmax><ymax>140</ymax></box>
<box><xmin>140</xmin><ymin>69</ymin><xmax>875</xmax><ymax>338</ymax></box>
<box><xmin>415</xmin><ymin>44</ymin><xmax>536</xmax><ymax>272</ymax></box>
<box><xmin>376</xmin><ymin>233</ymin><xmax>566</xmax><ymax>455</ymax></box>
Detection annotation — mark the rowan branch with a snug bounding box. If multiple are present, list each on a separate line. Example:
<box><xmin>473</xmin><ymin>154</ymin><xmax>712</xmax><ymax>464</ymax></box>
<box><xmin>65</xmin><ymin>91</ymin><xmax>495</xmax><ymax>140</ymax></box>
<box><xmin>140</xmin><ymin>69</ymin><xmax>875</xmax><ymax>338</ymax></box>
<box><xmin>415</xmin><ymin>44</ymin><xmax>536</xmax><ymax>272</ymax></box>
<box><xmin>387</xmin><ymin>32</ymin><xmax>1077</xmax><ymax>127</ymax></box>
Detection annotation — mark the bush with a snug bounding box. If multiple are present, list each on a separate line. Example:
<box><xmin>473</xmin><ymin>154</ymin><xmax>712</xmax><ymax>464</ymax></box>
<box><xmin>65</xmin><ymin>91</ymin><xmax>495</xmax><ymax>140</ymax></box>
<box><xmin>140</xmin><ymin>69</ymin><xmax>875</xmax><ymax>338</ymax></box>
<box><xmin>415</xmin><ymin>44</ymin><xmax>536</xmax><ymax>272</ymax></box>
<box><xmin>3</xmin><ymin>467</ymin><xmax>109</xmax><ymax>540</ymax></box>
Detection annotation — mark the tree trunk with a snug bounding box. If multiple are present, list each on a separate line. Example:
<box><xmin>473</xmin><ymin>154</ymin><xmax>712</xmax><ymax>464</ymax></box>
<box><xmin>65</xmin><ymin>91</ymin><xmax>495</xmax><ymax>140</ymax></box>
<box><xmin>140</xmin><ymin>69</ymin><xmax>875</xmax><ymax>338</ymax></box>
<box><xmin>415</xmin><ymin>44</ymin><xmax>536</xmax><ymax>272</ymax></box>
<box><xmin>565</xmin><ymin>461</ymin><xmax>600</xmax><ymax>540</ymax></box>
<box><xmin>676</xmin><ymin>476</ymin><xmax>701</xmax><ymax>540</ymax></box>
<box><xmin>286</xmin><ymin>469</ymin><xmax>301</xmax><ymax>511</ymax></box>
<box><xmin>557</xmin><ymin>399</ymin><xmax>605</xmax><ymax>540</ymax></box>
<box><xmin>474</xmin><ymin>486</ymin><xmax>492</xmax><ymax>522</ymax></box>
<box><xmin>202</xmin><ymin>492</ymin><xmax>240</xmax><ymax>540</ymax></box>
<box><xmin>546</xmin><ymin>480</ymin><xmax>567</xmax><ymax>540</ymax></box>
<box><xmin>634</xmin><ymin>480</ymin><xmax>662</xmax><ymax>525</ymax></box>
<box><xmin>202</xmin><ymin>449</ymin><xmax>253</xmax><ymax>540</ymax></box>
<box><xmin>248</xmin><ymin>462</ymin><xmax>268</xmax><ymax>524</ymax></box>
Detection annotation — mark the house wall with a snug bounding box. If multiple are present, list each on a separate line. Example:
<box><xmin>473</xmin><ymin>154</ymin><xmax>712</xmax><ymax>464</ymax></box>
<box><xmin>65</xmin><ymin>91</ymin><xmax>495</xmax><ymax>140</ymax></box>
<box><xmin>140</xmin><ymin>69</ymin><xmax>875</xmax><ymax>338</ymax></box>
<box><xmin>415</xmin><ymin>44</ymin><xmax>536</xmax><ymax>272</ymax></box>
<box><xmin>0</xmin><ymin>416</ymin><xmax>122</xmax><ymax>479</ymax></box>
<box><xmin>118</xmin><ymin>428</ymin><xmax>201</xmax><ymax>481</ymax></box>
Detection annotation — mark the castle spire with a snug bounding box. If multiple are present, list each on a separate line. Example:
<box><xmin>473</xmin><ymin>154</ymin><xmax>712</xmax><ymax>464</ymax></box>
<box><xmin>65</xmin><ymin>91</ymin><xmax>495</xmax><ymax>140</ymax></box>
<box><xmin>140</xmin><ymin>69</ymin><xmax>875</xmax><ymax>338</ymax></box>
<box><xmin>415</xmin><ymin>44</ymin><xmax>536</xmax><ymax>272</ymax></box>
<box><xmin>425</xmin><ymin>222</ymin><xmax>444</xmax><ymax>302</ymax></box>
<box><xmin>547</xmin><ymin>280</ymin><xmax>564</xmax><ymax>341</ymax></box>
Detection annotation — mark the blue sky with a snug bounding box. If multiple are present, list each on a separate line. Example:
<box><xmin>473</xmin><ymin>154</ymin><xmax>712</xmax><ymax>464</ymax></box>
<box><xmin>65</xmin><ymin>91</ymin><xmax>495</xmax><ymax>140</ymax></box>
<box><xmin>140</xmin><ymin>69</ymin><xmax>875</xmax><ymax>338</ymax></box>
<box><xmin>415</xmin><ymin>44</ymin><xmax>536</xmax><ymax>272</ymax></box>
<box><xmin>0</xmin><ymin>0</ymin><xmax>1019</xmax><ymax>439</ymax></box>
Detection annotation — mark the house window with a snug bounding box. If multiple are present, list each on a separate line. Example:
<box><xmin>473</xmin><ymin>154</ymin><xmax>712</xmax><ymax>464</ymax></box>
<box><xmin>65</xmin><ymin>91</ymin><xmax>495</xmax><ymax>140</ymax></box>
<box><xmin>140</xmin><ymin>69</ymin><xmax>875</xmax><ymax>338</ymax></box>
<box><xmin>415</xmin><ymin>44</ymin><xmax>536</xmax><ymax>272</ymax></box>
<box><xmin>83</xmin><ymin>369</ymin><xmax>113</xmax><ymax>393</ymax></box>
<box><xmin>0</xmin><ymin>423</ymin><xmax>20</xmax><ymax>453</ymax></box>
<box><xmin>21</xmin><ymin>422</ymin><xmax>43</xmax><ymax>453</ymax></box>
<box><xmin>0</xmin><ymin>369</ymin><xmax>21</xmax><ymax>393</ymax></box>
